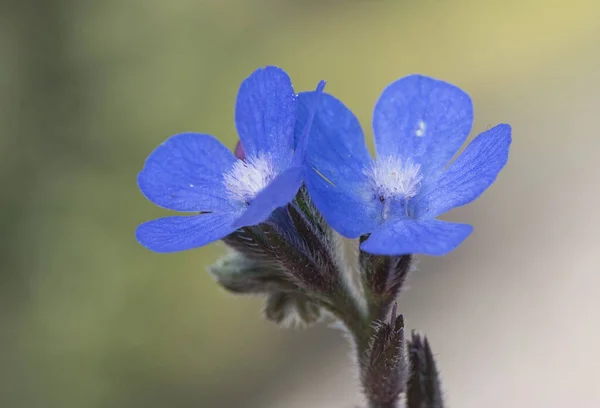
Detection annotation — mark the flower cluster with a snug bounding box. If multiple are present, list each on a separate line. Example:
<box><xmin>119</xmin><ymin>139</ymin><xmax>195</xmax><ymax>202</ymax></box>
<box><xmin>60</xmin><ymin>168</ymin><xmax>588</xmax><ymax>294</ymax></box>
<box><xmin>136</xmin><ymin>66</ymin><xmax>511</xmax><ymax>408</ymax></box>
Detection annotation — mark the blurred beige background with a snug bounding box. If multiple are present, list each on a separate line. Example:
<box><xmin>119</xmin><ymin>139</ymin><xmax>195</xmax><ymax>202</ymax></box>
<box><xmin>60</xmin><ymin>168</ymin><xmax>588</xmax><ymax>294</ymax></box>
<box><xmin>1</xmin><ymin>0</ymin><xmax>599</xmax><ymax>407</ymax></box>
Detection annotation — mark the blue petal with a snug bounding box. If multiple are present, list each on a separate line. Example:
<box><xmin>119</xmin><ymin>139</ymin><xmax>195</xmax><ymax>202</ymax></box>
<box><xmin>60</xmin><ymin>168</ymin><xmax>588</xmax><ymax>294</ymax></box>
<box><xmin>299</xmin><ymin>92</ymin><xmax>378</xmax><ymax>238</ymax></box>
<box><xmin>305</xmin><ymin>172</ymin><xmax>380</xmax><ymax>238</ymax></box>
<box><xmin>235</xmin><ymin>66</ymin><xmax>297</xmax><ymax>166</ymax></box>
<box><xmin>231</xmin><ymin>166</ymin><xmax>304</xmax><ymax>229</ymax></box>
<box><xmin>292</xmin><ymin>80</ymin><xmax>326</xmax><ymax>167</ymax></box>
<box><xmin>138</xmin><ymin>133</ymin><xmax>237</xmax><ymax>212</ymax></box>
<box><xmin>372</xmin><ymin>75</ymin><xmax>473</xmax><ymax>176</ymax></box>
<box><xmin>136</xmin><ymin>212</ymin><xmax>236</xmax><ymax>253</ymax></box>
<box><xmin>414</xmin><ymin>124</ymin><xmax>512</xmax><ymax>218</ymax></box>
<box><xmin>360</xmin><ymin>219</ymin><xmax>473</xmax><ymax>256</ymax></box>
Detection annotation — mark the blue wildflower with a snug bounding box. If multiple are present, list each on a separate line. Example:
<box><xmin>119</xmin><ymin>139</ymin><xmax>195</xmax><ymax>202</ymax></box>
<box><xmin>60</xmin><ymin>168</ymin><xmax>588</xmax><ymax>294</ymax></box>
<box><xmin>136</xmin><ymin>66</ymin><xmax>325</xmax><ymax>253</ymax></box>
<box><xmin>298</xmin><ymin>75</ymin><xmax>511</xmax><ymax>256</ymax></box>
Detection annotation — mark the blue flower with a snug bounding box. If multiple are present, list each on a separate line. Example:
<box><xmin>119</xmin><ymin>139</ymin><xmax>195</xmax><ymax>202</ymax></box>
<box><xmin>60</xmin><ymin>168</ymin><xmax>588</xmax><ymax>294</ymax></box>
<box><xmin>136</xmin><ymin>66</ymin><xmax>325</xmax><ymax>253</ymax></box>
<box><xmin>297</xmin><ymin>75</ymin><xmax>511</xmax><ymax>256</ymax></box>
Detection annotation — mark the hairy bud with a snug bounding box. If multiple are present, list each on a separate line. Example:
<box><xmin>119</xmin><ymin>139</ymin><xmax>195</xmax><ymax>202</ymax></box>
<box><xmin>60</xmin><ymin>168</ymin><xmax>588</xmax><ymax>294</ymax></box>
<box><xmin>361</xmin><ymin>304</ymin><xmax>408</xmax><ymax>407</ymax></box>
<box><xmin>406</xmin><ymin>332</ymin><xmax>445</xmax><ymax>408</ymax></box>
<box><xmin>209</xmin><ymin>252</ymin><xmax>296</xmax><ymax>294</ymax></box>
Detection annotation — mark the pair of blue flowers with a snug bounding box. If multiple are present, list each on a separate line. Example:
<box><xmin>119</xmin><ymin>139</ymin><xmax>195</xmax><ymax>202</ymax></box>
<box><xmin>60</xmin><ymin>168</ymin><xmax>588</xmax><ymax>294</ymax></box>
<box><xmin>136</xmin><ymin>66</ymin><xmax>511</xmax><ymax>256</ymax></box>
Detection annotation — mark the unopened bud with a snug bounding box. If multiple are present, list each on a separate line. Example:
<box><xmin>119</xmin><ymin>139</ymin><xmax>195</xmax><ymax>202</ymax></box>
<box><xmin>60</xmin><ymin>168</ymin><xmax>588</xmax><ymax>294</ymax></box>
<box><xmin>361</xmin><ymin>304</ymin><xmax>408</xmax><ymax>407</ymax></box>
<box><xmin>234</xmin><ymin>140</ymin><xmax>245</xmax><ymax>160</ymax></box>
<box><xmin>406</xmin><ymin>332</ymin><xmax>445</xmax><ymax>408</ymax></box>
<box><xmin>209</xmin><ymin>252</ymin><xmax>295</xmax><ymax>294</ymax></box>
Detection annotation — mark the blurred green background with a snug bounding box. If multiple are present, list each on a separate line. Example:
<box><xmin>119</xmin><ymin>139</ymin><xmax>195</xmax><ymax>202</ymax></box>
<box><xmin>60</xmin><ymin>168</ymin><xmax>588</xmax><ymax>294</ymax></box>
<box><xmin>2</xmin><ymin>1</ymin><xmax>600</xmax><ymax>407</ymax></box>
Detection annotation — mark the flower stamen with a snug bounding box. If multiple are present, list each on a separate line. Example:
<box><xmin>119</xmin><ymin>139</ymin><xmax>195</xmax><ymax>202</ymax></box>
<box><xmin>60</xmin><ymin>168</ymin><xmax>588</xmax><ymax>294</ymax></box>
<box><xmin>364</xmin><ymin>156</ymin><xmax>423</xmax><ymax>202</ymax></box>
<box><xmin>223</xmin><ymin>153</ymin><xmax>276</xmax><ymax>204</ymax></box>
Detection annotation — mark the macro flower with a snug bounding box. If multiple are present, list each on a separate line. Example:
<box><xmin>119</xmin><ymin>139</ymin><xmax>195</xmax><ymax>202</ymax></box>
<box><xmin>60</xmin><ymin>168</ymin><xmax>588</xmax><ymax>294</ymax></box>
<box><xmin>136</xmin><ymin>66</ymin><xmax>325</xmax><ymax>253</ymax></box>
<box><xmin>298</xmin><ymin>74</ymin><xmax>511</xmax><ymax>256</ymax></box>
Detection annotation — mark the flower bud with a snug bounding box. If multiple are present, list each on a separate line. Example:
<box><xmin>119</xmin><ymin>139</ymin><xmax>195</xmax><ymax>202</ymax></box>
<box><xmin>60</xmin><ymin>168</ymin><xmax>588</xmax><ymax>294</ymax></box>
<box><xmin>406</xmin><ymin>332</ymin><xmax>445</xmax><ymax>408</ymax></box>
<box><xmin>209</xmin><ymin>252</ymin><xmax>296</xmax><ymax>294</ymax></box>
<box><xmin>234</xmin><ymin>140</ymin><xmax>245</xmax><ymax>160</ymax></box>
<box><xmin>361</xmin><ymin>304</ymin><xmax>408</xmax><ymax>407</ymax></box>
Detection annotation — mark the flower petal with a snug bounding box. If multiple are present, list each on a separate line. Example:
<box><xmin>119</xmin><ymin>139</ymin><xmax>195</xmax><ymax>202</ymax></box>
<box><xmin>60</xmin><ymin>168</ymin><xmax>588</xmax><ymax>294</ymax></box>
<box><xmin>360</xmin><ymin>219</ymin><xmax>473</xmax><ymax>256</ymax></box>
<box><xmin>299</xmin><ymin>92</ymin><xmax>378</xmax><ymax>238</ymax></box>
<box><xmin>414</xmin><ymin>124</ymin><xmax>512</xmax><ymax>218</ymax></box>
<box><xmin>230</xmin><ymin>82</ymin><xmax>326</xmax><ymax>230</ymax></box>
<box><xmin>372</xmin><ymin>75</ymin><xmax>473</xmax><ymax>176</ymax></box>
<box><xmin>305</xmin><ymin>172</ymin><xmax>380</xmax><ymax>238</ymax></box>
<box><xmin>136</xmin><ymin>212</ymin><xmax>236</xmax><ymax>253</ymax></box>
<box><xmin>235</xmin><ymin>66</ymin><xmax>297</xmax><ymax>165</ymax></box>
<box><xmin>138</xmin><ymin>132</ymin><xmax>237</xmax><ymax>212</ymax></box>
<box><xmin>231</xmin><ymin>166</ymin><xmax>304</xmax><ymax>229</ymax></box>
<box><xmin>292</xmin><ymin>80</ymin><xmax>326</xmax><ymax>167</ymax></box>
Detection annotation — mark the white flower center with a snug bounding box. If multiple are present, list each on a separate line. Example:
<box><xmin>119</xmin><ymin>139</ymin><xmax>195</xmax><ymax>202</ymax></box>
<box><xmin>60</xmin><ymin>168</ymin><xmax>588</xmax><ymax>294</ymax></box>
<box><xmin>364</xmin><ymin>156</ymin><xmax>423</xmax><ymax>201</ymax></box>
<box><xmin>223</xmin><ymin>153</ymin><xmax>276</xmax><ymax>204</ymax></box>
<box><xmin>415</xmin><ymin>120</ymin><xmax>426</xmax><ymax>137</ymax></box>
